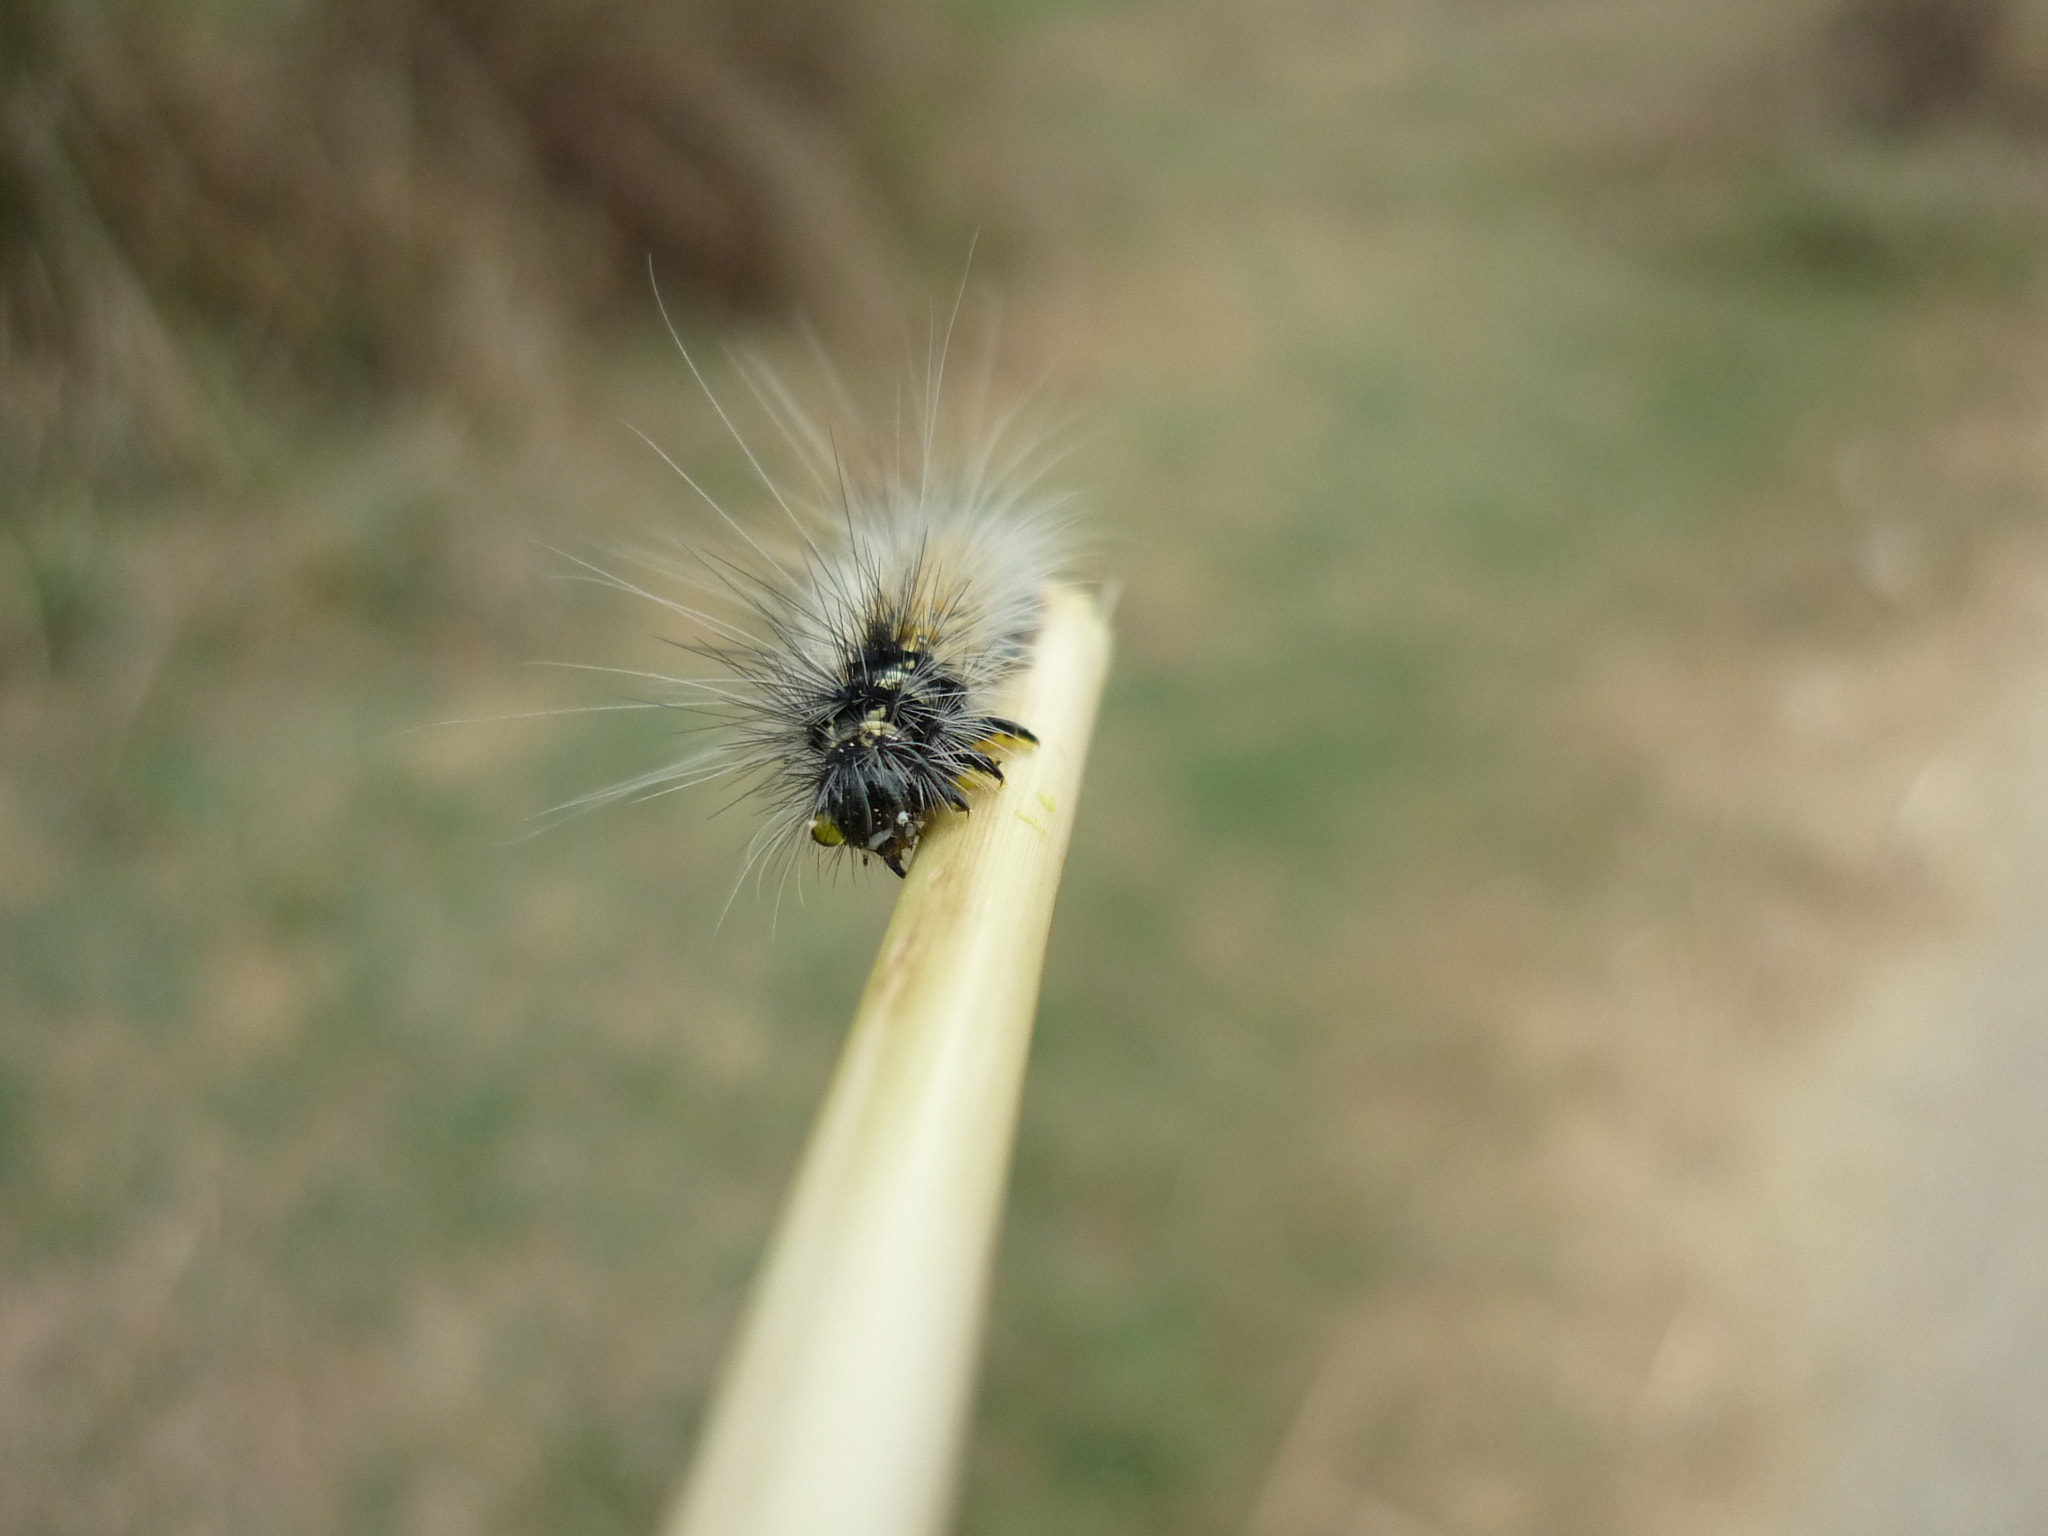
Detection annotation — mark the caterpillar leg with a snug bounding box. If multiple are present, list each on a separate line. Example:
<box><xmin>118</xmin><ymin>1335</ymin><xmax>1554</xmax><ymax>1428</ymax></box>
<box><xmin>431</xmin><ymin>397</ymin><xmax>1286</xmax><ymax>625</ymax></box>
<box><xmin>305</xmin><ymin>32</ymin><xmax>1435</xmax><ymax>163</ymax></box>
<box><xmin>958</xmin><ymin>751</ymin><xmax>1004</xmax><ymax>784</ymax></box>
<box><xmin>976</xmin><ymin>718</ymin><xmax>1039</xmax><ymax>751</ymax></box>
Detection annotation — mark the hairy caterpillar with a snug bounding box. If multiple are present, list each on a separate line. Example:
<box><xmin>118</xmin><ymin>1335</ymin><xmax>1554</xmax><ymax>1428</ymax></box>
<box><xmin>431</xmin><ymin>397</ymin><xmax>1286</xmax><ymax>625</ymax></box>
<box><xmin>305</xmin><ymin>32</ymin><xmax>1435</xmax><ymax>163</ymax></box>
<box><xmin>552</xmin><ymin>304</ymin><xmax>1072</xmax><ymax>890</ymax></box>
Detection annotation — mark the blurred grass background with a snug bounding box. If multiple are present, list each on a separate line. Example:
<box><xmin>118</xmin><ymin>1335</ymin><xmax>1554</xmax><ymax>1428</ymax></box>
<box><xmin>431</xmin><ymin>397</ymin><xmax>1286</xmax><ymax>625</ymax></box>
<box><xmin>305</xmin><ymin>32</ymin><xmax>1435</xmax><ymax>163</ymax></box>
<box><xmin>6</xmin><ymin>1</ymin><xmax>2048</xmax><ymax>1533</ymax></box>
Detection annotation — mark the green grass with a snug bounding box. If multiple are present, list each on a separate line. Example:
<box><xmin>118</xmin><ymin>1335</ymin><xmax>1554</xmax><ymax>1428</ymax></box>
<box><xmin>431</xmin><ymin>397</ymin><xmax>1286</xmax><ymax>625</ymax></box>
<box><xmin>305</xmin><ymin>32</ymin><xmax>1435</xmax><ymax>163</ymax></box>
<box><xmin>5</xmin><ymin>1</ymin><xmax>2048</xmax><ymax>1532</ymax></box>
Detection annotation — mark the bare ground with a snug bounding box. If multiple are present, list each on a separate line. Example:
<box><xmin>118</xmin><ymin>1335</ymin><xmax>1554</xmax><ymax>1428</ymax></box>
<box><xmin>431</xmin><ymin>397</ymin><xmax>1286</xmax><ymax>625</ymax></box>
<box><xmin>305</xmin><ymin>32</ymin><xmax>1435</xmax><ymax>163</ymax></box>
<box><xmin>1245</xmin><ymin>396</ymin><xmax>2048</xmax><ymax>1534</ymax></box>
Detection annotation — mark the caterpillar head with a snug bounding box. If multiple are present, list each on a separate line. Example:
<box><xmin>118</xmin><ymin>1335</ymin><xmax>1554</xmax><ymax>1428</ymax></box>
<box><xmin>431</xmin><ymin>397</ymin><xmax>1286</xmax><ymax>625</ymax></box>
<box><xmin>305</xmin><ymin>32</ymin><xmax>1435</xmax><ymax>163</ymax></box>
<box><xmin>807</xmin><ymin>718</ymin><xmax>967</xmax><ymax>877</ymax></box>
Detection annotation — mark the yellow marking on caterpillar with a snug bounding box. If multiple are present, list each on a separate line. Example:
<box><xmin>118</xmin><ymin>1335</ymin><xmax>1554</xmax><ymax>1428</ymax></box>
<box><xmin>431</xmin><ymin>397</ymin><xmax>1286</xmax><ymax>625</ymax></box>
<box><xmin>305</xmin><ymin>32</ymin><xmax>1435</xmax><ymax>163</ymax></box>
<box><xmin>949</xmin><ymin>727</ymin><xmax>1040</xmax><ymax>799</ymax></box>
<box><xmin>973</xmin><ymin>728</ymin><xmax>1037</xmax><ymax>755</ymax></box>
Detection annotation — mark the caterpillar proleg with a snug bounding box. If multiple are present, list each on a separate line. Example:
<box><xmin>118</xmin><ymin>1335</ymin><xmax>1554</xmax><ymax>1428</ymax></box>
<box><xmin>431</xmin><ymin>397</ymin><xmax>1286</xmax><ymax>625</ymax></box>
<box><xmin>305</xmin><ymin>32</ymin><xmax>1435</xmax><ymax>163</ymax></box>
<box><xmin>560</xmin><ymin>304</ymin><xmax>1073</xmax><ymax>891</ymax></box>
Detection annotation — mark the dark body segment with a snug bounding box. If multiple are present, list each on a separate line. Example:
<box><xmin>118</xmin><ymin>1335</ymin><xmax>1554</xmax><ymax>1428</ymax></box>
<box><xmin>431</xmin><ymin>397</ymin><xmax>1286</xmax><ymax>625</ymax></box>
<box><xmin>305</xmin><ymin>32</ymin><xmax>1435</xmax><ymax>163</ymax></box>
<box><xmin>806</xmin><ymin>620</ymin><xmax>1033</xmax><ymax>876</ymax></box>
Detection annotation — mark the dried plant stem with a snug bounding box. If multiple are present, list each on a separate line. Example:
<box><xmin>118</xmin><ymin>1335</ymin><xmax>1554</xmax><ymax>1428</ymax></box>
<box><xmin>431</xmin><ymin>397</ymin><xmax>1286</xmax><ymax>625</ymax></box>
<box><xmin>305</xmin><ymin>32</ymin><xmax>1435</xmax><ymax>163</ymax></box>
<box><xmin>662</xmin><ymin>585</ymin><xmax>1114</xmax><ymax>1536</ymax></box>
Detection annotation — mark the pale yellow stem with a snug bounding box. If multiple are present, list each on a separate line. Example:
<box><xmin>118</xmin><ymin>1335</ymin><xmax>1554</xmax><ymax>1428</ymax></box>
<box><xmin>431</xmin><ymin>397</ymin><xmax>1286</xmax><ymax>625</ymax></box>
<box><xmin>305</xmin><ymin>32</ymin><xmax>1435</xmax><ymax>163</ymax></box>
<box><xmin>662</xmin><ymin>585</ymin><xmax>1114</xmax><ymax>1536</ymax></box>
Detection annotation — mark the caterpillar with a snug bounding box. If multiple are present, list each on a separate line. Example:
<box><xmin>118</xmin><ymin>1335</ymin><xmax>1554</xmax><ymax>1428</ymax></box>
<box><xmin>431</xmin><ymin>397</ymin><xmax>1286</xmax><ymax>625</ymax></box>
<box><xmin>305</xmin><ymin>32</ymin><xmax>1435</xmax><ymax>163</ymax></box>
<box><xmin>552</xmin><ymin>308</ymin><xmax>1072</xmax><ymax>890</ymax></box>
